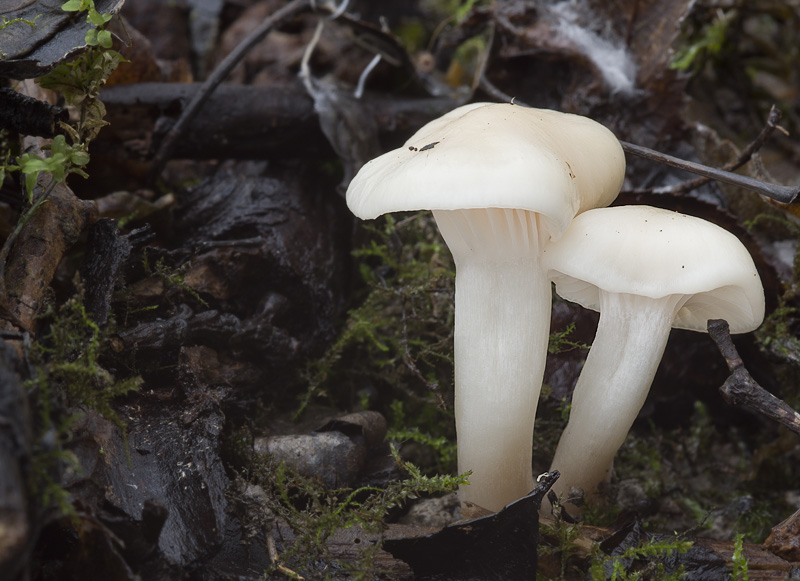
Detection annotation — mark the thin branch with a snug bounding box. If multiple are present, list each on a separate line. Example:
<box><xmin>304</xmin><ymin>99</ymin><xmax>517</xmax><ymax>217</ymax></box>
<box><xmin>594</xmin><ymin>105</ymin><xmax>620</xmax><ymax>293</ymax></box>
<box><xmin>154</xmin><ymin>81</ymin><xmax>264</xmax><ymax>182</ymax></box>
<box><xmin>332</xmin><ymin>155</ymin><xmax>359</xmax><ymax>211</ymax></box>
<box><xmin>147</xmin><ymin>0</ymin><xmax>313</xmax><ymax>183</ymax></box>
<box><xmin>354</xmin><ymin>54</ymin><xmax>382</xmax><ymax>99</ymax></box>
<box><xmin>629</xmin><ymin>105</ymin><xmax>785</xmax><ymax>197</ymax></box>
<box><xmin>621</xmin><ymin>139</ymin><xmax>799</xmax><ymax>203</ymax></box>
<box><xmin>707</xmin><ymin>319</ymin><xmax>800</xmax><ymax>436</ymax></box>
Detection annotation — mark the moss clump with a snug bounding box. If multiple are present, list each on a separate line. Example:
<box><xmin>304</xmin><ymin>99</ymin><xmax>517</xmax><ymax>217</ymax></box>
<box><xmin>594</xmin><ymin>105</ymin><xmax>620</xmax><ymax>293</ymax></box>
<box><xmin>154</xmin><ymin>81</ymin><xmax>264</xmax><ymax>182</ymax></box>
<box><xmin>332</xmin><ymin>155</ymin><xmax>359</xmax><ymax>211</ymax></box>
<box><xmin>30</xmin><ymin>293</ymin><xmax>141</xmax><ymax>430</ymax></box>
<box><xmin>587</xmin><ymin>533</ymin><xmax>693</xmax><ymax>581</ymax></box>
<box><xmin>539</xmin><ymin>509</ymin><xmax>584</xmax><ymax>579</ymax></box>
<box><xmin>141</xmin><ymin>249</ymin><xmax>209</xmax><ymax>307</ymax></box>
<box><xmin>244</xmin><ymin>444</ymin><xmax>468</xmax><ymax>579</ymax></box>
<box><xmin>386</xmin><ymin>399</ymin><xmax>457</xmax><ymax>474</ymax></box>
<box><xmin>26</xmin><ymin>291</ymin><xmax>141</xmax><ymax>514</ymax></box>
<box><xmin>548</xmin><ymin>322</ymin><xmax>590</xmax><ymax>355</ymax></box>
<box><xmin>296</xmin><ymin>213</ymin><xmax>456</xmax><ymax>469</ymax></box>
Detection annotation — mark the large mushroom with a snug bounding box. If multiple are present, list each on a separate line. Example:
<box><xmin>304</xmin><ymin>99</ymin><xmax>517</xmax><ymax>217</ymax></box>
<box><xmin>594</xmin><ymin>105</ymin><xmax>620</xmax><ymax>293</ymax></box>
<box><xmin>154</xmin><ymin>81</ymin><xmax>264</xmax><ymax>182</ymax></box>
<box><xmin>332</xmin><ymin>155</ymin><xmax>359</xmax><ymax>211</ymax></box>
<box><xmin>542</xmin><ymin>205</ymin><xmax>765</xmax><ymax>512</ymax></box>
<box><xmin>346</xmin><ymin>102</ymin><xmax>625</xmax><ymax>512</ymax></box>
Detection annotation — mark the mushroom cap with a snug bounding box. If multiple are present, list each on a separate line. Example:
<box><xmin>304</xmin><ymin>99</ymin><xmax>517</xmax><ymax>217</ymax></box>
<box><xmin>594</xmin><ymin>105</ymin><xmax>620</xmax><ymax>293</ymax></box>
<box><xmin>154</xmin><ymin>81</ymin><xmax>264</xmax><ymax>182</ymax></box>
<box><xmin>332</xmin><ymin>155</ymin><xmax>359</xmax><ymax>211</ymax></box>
<box><xmin>345</xmin><ymin>102</ymin><xmax>625</xmax><ymax>238</ymax></box>
<box><xmin>543</xmin><ymin>205</ymin><xmax>765</xmax><ymax>333</ymax></box>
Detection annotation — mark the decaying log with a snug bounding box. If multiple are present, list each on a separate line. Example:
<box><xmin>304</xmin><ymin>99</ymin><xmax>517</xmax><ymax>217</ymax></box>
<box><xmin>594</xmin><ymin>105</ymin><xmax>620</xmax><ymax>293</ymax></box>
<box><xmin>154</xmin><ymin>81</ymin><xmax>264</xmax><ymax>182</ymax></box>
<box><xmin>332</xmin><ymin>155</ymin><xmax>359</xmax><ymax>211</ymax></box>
<box><xmin>98</xmin><ymin>82</ymin><xmax>455</xmax><ymax>161</ymax></box>
<box><xmin>765</xmin><ymin>507</ymin><xmax>800</xmax><ymax>562</ymax></box>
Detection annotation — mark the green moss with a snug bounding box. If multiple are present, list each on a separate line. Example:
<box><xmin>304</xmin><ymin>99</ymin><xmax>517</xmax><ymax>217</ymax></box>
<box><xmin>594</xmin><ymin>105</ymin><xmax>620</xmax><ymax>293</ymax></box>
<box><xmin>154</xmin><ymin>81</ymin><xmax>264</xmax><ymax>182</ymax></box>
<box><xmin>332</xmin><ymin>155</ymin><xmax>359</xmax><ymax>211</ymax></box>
<box><xmin>31</xmin><ymin>292</ymin><xmax>141</xmax><ymax>432</ymax></box>
<box><xmin>539</xmin><ymin>504</ymin><xmax>693</xmax><ymax>580</ymax></box>
<box><xmin>548</xmin><ymin>322</ymin><xmax>590</xmax><ymax>355</ymax></box>
<box><xmin>539</xmin><ymin>510</ymin><xmax>584</xmax><ymax>579</ymax></box>
<box><xmin>295</xmin><ymin>214</ymin><xmax>456</xmax><ymax>459</ymax></box>
<box><xmin>671</xmin><ymin>8</ymin><xmax>736</xmax><ymax>72</ymax></box>
<box><xmin>246</xmin><ymin>444</ymin><xmax>468</xmax><ymax>579</ymax></box>
<box><xmin>731</xmin><ymin>533</ymin><xmax>749</xmax><ymax>580</ymax></box>
<box><xmin>387</xmin><ymin>399</ymin><xmax>457</xmax><ymax>474</ymax></box>
<box><xmin>26</xmin><ymin>292</ymin><xmax>141</xmax><ymax>513</ymax></box>
<box><xmin>142</xmin><ymin>248</ymin><xmax>209</xmax><ymax>307</ymax></box>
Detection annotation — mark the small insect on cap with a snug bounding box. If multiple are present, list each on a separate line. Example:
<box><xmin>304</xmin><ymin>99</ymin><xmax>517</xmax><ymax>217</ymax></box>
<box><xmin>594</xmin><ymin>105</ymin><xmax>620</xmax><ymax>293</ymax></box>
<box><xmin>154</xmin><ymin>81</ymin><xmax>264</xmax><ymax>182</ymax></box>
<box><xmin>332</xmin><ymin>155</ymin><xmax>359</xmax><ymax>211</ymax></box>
<box><xmin>345</xmin><ymin>102</ymin><xmax>626</xmax><ymax>239</ymax></box>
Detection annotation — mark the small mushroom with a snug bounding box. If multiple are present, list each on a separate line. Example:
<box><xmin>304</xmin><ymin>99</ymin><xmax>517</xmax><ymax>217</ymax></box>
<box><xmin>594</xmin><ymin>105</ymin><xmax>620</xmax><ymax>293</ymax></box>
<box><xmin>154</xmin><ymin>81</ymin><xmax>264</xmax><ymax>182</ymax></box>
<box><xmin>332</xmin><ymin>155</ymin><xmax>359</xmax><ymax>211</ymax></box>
<box><xmin>346</xmin><ymin>102</ymin><xmax>625</xmax><ymax>512</ymax></box>
<box><xmin>542</xmin><ymin>205</ymin><xmax>765</xmax><ymax>511</ymax></box>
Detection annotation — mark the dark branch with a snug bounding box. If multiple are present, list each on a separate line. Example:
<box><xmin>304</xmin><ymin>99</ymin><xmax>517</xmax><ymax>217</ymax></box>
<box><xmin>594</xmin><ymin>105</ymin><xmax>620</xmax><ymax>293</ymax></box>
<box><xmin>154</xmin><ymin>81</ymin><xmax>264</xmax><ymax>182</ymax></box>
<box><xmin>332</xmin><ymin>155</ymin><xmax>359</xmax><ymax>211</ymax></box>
<box><xmin>707</xmin><ymin>319</ymin><xmax>800</xmax><ymax>435</ymax></box>
<box><xmin>626</xmin><ymin>105</ymin><xmax>785</xmax><ymax>198</ymax></box>
<box><xmin>620</xmin><ymin>135</ymin><xmax>799</xmax><ymax>203</ymax></box>
<box><xmin>0</xmin><ymin>87</ymin><xmax>68</xmax><ymax>138</ymax></box>
<box><xmin>147</xmin><ymin>0</ymin><xmax>313</xmax><ymax>183</ymax></box>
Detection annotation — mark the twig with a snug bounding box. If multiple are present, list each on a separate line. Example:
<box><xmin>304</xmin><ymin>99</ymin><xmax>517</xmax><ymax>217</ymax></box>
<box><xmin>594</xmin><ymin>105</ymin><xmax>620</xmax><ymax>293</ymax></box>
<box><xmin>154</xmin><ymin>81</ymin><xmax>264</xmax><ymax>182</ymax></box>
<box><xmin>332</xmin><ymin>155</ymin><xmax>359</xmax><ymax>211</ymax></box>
<box><xmin>354</xmin><ymin>54</ymin><xmax>382</xmax><ymax>99</ymax></box>
<box><xmin>707</xmin><ymin>319</ymin><xmax>800</xmax><ymax>435</ymax></box>
<box><xmin>628</xmin><ymin>105</ymin><xmax>785</xmax><ymax>197</ymax></box>
<box><xmin>621</xmin><ymin>104</ymin><xmax>798</xmax><ymax>202</ymax></box>
<box><xmin>147</xmin><ymin>0</ymin><xmax>313</xmax><ymax>183</ymax></box>
<box><xmin>620</xmin><ymin>140</ymin><xmax>798</xmax><ymax>203</ymax></box>
<box><xmin>265</xmin><ymin>525</ymin><xmax>305</xmax><ymax>580</ymax></box>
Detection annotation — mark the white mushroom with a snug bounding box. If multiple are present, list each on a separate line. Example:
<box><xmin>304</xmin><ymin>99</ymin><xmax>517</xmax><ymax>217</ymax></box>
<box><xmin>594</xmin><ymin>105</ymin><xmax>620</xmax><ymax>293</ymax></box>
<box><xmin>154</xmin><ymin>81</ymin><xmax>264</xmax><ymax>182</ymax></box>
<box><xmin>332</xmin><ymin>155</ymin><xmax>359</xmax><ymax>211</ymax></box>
<box><xmin>543</xmin><ymin>205</ymin><xmax>765</xmax><ymax>512</ymax></box>
<box><xmin>346</xmin><ymin>102</ymin><xmax>625</xmax><ymax>512</ymax></box>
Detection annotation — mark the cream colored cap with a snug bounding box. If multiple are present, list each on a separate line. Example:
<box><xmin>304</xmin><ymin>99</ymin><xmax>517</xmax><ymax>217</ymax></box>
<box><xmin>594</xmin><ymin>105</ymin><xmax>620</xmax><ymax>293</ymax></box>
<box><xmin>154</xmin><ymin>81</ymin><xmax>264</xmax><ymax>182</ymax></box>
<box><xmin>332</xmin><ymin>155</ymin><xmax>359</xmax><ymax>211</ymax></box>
<box><xmin>543</xmin><ymin>205</ymin><xmax>766</xmax><ymax>333</ymax></box>
<box><xmin>345</xmin><ymin>102</ymin><xmax>625</xmax><ymax>238</ymax></box>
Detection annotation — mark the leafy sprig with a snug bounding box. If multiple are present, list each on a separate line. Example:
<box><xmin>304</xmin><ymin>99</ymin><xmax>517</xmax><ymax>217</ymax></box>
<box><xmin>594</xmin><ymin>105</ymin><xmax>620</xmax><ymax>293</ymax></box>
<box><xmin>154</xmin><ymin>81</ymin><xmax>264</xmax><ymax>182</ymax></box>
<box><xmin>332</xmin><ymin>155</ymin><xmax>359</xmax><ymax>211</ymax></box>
<box><xmin>61</xmin><ymin>0</ymin><xmax>113</xmax><ymax>48</ymax></box>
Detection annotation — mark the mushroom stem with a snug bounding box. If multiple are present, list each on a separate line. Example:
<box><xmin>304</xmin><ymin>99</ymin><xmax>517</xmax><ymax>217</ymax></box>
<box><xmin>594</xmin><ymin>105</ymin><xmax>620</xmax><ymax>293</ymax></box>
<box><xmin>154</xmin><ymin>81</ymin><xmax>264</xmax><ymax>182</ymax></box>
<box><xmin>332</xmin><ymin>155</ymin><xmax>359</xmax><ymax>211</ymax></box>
<box><xmin>434</xmin><ymin>208</ymin><xmax>552</xmax><ymax>512</ymax></box>
<box><xmin>548</xmin><ymin>292</ymin><xmax>686</xmax><ymax>512</ymax></box>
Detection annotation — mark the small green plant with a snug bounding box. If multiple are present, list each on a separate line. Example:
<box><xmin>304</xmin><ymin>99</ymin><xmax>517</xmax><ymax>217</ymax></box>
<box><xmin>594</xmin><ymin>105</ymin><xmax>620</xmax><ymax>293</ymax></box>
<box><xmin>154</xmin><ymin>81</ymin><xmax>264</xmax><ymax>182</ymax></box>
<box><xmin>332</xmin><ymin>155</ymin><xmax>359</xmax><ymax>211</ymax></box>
<box><xmin>0</xmin><ymin>0</ymin><xmax>125</xmax><ymax>195</ymax></box>
<box><xmin>61</xmin><ymin>0</ymin><xmax>114</xmax><ymax>48</ymax></box>
<box><xmin>671</xmin><ymin>9</ymin><xmax>736</xmax><ymax>72</ymax></box>
<box><xmin>141</xmin><ymin>249</ymin><xmax>208</xmax><ymax>307</ymax></box>
<box><xmin>1</xmin><ymin>5</ymin><xmax>122</xmax><ymax>198</ymax></box>
<box><xmin>37</xmin><ymin>44</ymin><xmax>124</xmax><ymax>143</ymax></box>
<box><xmin>11</xmin><ymin>134</ymin><xmax>90</xmax><ymax>201</ymax></box>
<box><xmin>0</xmin><ymin>18</ymin><xmax>123</xmax><ymax>294</ymax></box>
<box><xmin>731</xmin><ymin>533</ymin><xmax>749</xmax><ymax>581</ymax></box>
<box><xmin>548</xmin><ymin>322</ymin><xmax>590</xmax><ymax>354</ymax></box>
<box><xmin>587</xmin><ymin>533</ymin><xmax>693</xmax><ymax>581</ymax></box>
<box><xmin>539</xmin><ymin>501</ymin><xmax>584</xmax><ymax>579</ymax></box>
